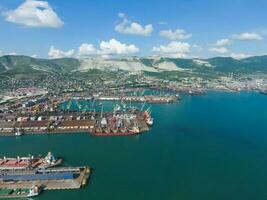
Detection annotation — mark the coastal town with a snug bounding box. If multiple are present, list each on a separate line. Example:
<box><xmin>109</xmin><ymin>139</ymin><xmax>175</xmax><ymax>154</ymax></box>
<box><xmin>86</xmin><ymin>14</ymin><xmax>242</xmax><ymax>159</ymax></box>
<box><xmin>1</xmin><ymin>68</ymin><xmax>267</xmax><ymax>100</ymax></box>
<box><xmin>1</xmin><ymin>0</ymin><xmax>267</xmax><ymax>199</ymax></box>
<box><xmin>0</xmin><ymin>67</ymin><xmax>267</xmax><ymax>137</ymax></box>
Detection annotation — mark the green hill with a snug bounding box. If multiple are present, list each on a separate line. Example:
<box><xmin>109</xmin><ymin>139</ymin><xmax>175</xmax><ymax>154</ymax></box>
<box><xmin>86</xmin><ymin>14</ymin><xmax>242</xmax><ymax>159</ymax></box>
<box><xmin>0</xmin><ymin>55</ymin><xmax>266</xmax><ymax>80</ymax></box>
<box><xmin>0</xmin><ymin>55</ymin><xmax>80</xmax><ymax>79</ymax></box>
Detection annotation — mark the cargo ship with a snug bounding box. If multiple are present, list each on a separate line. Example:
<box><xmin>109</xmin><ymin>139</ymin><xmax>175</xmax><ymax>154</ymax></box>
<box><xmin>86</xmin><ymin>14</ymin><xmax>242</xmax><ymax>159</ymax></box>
<box><xmin>0</xmin><ymin>152</ymin><xmax>62</xmax><ymax>170</ymax></box>
<box><xmin>0</xmin><ymin>186</ymin><xmax>40</xmax><ymax>198</ymax></box>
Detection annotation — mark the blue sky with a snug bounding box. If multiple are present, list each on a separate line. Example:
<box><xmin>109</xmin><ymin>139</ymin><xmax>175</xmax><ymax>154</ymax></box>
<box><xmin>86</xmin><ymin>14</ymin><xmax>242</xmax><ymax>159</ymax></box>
<box><xmin>0</xmin><ymin>0</ymin><xmax>266</xmax><ymax>59</ymax></box>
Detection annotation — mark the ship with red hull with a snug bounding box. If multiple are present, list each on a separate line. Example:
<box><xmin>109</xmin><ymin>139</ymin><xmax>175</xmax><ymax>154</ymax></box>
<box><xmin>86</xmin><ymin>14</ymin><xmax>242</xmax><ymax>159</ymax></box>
<box><xmin>90</xmin><ymin>111</ymin><xmax>153</xmax><ymax>136</ymax></box>
<box><xmin>0</xmin><ymin>152</ymin><xmax>62</xmax><ymax>170</ymax></box>
<box><xmin>91</xmin><ymin>131</ymin><xmax>140</xmax><ymax>136</ymax></box>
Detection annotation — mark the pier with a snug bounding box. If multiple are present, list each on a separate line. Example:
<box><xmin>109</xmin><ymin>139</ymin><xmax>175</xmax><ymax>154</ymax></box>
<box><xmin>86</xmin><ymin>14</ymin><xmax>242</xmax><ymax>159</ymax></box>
<box><xmin>0</xmin><ymin>108</ymin><xmax>151</xmax><ymax>136</ymax></box>
<box><xmin>0</xmin><ymin>152</ymin><xmax>91</xmax><ymax>197</ymax></box>
<box><xmin>0</xmin><ymin>92</ymin><xmax>154</xmax><ymax>137</ymax></box>
<box><xmin>0</xmin><ymin>166</ymin><xmax>91</xmax><ymax>190</ymax></box>
<box><xmin>92</xmin><ymin>95</ymin><xmax>178</xmax><ymax>103</ymax></box>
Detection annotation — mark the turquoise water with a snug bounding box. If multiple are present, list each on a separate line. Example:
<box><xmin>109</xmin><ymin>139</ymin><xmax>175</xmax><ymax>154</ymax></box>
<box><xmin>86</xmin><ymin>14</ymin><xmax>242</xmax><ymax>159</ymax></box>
<box><xmin>0</xmin><ymin>91</ymin><xmax>267</xmax><ymax>200</ymax></box>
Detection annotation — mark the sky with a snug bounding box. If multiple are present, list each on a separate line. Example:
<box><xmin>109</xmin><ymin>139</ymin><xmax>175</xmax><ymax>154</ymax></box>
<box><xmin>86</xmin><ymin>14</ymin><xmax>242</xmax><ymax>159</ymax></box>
<box><xmin>0</xmin><ymin>0</ymin><xmax>267</xmax><ymax>59</ymax></box>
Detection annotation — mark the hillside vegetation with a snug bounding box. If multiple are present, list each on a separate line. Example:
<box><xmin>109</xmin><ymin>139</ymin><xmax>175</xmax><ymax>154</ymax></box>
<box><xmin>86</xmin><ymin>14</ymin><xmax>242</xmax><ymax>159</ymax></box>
<box><xmin>0</xmin><ymin>55</ymin><xmax>266</xmax><ymax>80</ymax></box>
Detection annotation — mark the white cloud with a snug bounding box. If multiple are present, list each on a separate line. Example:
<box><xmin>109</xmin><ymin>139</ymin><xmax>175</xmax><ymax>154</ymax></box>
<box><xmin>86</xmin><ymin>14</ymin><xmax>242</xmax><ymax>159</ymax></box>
<box><xmin>158</xmin><ymin>21</ymin><xmax>168</xmax><ymax>25</ymax></box>
<box><xmin>48</xmin><ymin>46</ymin><xmax>75</xmax><ymax>59</ymax></box>
<box><xmin>188</xmin><ymin>44</ymin><xmax>203</xmax><ymax>59</ymax></box>
<box><xmin>230</xmin><ymin>53</ymin><xmax>250</xmax><ymax>59</ymax></box>
<box><xmin>77</xmin><ymin>43</ymin><xmax>96</xmax><ymax>57</ymax></box>
<box><xmin>99</xmin><ymin>38</ymin><xmax>139</xmax><ymax>55</ymax></box>
<box><xmin>152</xmin><ymin>41</ymin><xmax>190</xmax><ymax>58</ymax></box>
<box><xmin>48</xmin><ymin>39</ymin><xmax>139</xmax><ymax>58</ymax></box>
<box><xmin>160</xmin><ymin>29</ymin><xmax>192</xmax><ymax>40</ymax></box>
<box><xmin>233</xmin><ymin>32</ymin><xmax>263</xmax><ymax>41</ymax></box>
<box><xmin>209</xmin><ymin>47</ymin><xmax>229</xmax><ymax>54</ymax></box>
<box><xmin>216</xmin><ymin>38</ymin><xmax>231</xmax><ymax>46</ymax></box>
<box><xmin>118</xmin><ymin>13</ymin><xmax>126</xmax><ymax>18</ymax></box>
<box><xmin>0</xmin><ymin>51</ymin><xmax>39</xmax><ymax>58</ymax></box>
<box><xmin>6</xmin><ymin>52</ymin><xmax>17</xmax><ymax>56</ymax></box>
<box><xmin>115</xmin><ymin>13</ymin><xmax>153</xmax><ymax>36</ymax></box>
<box><xmin>0</xmin><ymin>51</ymin><xmax>17</xmax><ymax>56</ymax></box>
<box><xmin>3</xmin><ymin>0</ymin><xmax>64</xmax><ymax>28</ymax></box>
<box><xmin>192</xmin><ymin>44</ymin><xmax>203</xmax><ymax>50</ymax></box>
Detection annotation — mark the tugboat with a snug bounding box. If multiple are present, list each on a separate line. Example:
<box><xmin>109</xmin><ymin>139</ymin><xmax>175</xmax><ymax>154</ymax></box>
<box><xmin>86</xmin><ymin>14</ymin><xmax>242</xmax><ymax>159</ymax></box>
<box><xmin>0</xmin><ymin>185</ymin><xmax>40</xmax><ymax>198</ymax></box>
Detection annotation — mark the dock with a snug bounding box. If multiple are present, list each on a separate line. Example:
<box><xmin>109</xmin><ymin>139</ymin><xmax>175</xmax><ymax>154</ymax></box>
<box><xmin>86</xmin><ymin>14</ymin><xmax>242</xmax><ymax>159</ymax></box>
<box><xmin>0</xmin><ymin>93</ymin><xmax>154</xmax><ymax>137</ymax></box>
<box><xmin>92</xmin><ymin>95</ymin><xmax>178</xmax><ymax>103</ymax></box>
<box><xmin>0</xmin><ymin>166</ymin><xmax>91</xmax><ymax>190</ymax></box>
<box><xmin>0</xmin><ymin>109</ymin><xmax>151</xmax><ymax>136</ymax></box>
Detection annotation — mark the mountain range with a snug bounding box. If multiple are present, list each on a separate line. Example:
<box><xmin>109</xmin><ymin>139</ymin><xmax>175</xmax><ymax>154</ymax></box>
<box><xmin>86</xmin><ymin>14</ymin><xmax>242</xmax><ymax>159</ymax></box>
<box><xmin>0</xmin><ymin>55</ymin><xmax>267</xmax><ymax>80</ymax></box>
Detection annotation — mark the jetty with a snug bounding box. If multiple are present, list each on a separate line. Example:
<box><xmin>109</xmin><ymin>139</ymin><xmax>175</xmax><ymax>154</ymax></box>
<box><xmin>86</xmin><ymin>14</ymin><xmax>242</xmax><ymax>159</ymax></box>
<box><xmin>92</xmin><ymin>95</ymin><xmax>178</xmax><ymax>103</ymax></box>
<box><xmin>0</xmin><ymin>108</ymin><xmax>151</xmax><ymax>137</ymax></box>
<box><xmin>0</xmin><ymin>92</ymin><xmax>155</xmax><ymax>137</ymax></box>
<box><xmin>0</xmin><ymin>166</ymin><xmax>90</xmax><ymax>190</ymax></box>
